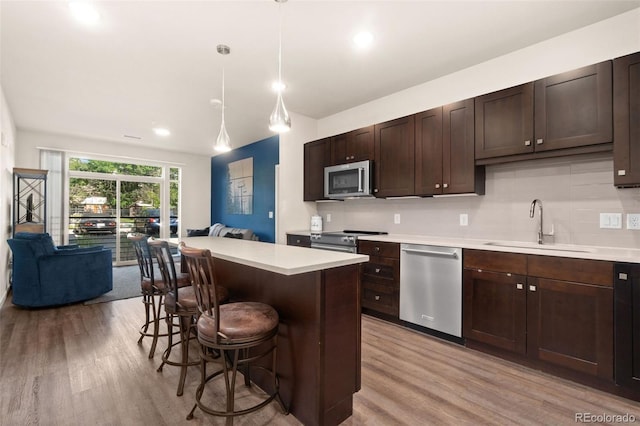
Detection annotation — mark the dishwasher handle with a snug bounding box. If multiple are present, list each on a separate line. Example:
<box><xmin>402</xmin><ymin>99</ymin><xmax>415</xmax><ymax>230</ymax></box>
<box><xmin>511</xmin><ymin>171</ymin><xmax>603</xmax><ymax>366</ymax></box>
<box><xmin>401</xmin><ymin>247</ymin><xmax>459</xmax><ymax>259</ymax></box>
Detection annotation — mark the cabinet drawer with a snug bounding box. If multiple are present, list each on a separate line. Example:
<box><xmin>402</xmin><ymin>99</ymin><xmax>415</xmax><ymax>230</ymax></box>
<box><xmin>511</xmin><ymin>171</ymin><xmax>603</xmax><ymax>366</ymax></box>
<box><xmin>287</xmin><ymin>234</ymin><xmax>311</xmax><ymax>248</ymax></box>
<box><xmin>464</xmin><ymin>249</ymin><xmax>527</xmax><ymax>275</ymax></box>
<box><xmin>362</xmin><ymin>257</ymin><xmax>398</xmax><ymax>280</ymax></box>
<box><xmin>358</xmin><ymin>241</ymin><xmax>400</xmax><ymax>258</ymax></box>
<box><xmin>362</xmin><ymin>280</ymin><xmax>398</xmax><ymax>316</ymax></box>
<box><xmin>528</xmin><ymin>255</ymin><xmax>613</xmax><ymax>287</ymax></box>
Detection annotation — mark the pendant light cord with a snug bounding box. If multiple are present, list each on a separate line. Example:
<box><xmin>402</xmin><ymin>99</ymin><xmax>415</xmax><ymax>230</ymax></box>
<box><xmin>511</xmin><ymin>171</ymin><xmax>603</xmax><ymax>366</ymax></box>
<box><xmin>221</xmin><ymin>57</ymin><xmax>225</xmax><ymax>122</ymax></box>
<box><xmin>277</xmin><ymin>1</ymin><xmax>282</xmax><ymax>87</ymax></box>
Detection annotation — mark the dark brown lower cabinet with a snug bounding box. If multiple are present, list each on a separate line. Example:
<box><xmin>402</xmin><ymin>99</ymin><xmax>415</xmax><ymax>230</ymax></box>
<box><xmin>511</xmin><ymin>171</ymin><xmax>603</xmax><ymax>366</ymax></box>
<box><xmin>463</xmin><ymin>250</ymin><xmax>614</xmax><ymax>381</ymax></box>
<box><xmin>527</xmin><ymin>276</ymin><xmax>613</xmax><ymax>380</ymax></box>
<box><xmin>463</xmin><ymin>269</ymin><xmax>526</xmax><ymax>354</ymax></box>
<box><xmin>615</xmin><ymin>263</ymin><xmax>640</xmax><ymax>391</ymax></box>
<box><xmin>358</xmin><ymin>241</ymin><xmax>400</xmax><ymax>319</ymax></box>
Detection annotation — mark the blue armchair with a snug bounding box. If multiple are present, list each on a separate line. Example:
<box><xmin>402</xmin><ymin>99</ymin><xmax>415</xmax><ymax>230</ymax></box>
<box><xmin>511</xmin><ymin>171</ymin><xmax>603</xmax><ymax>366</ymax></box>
<box><xmin>7</xmin><ymin>232</ymin><xmax>113</xmax><ymax>307</ymax></box>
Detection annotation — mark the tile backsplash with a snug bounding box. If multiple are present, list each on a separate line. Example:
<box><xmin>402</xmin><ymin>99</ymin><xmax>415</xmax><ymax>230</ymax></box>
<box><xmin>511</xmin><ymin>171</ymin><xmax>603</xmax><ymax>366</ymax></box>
<box><xmin>315</xmin><ymin>153</ymin><xmax>640</xmax><ymax>249</ymax></box>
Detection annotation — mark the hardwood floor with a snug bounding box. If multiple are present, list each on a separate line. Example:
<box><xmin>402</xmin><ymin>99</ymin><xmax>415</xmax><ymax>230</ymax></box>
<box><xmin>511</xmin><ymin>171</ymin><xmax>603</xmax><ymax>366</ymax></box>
<box><xmin>1</xmin><ymin>295</ymin><xmax>639</xmax><ymax>425</ymax></box>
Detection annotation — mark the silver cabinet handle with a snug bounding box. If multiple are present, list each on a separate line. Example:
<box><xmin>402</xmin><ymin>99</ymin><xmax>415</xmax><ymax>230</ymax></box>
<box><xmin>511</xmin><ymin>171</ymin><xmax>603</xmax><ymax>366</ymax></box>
<box><xmin>374</xmin><ymin>295</ymin><xmax>380</xmax><ymax>301</ymax></box>
<box><xmin>435</xmin><ymin>183</ymin><xmax>441</xmax><ymax>189</ymax></box>
<box><xmin>525</xmin><ymin>140</ymin><xmax>531</xmax><ymax>146</ymax></box>
<box><xmin>619</xmin><ymin>273</ymin><xmax>628</xmax><ymax>281</ymax></box>
<box><xmin>401</xmin><ymin>248</ymin><xmax>458</xmax><ymax>258</ymax></box>
<box><xmin>516</xmin><ymin>283</ymin><xmax>524</xmax><ymax>290</ymax></box>
<box><xmin>618</xmin><ymin>170</ymin><xmax>627</xmax><ymax>176</ymax></box>
<box><xmin>529</xmin><ymin>285</ymin><xmax>537</xmax><ymax>292</ymax></box>
<box><xmin>375</xmin><ymin>268</ymin><xmax>381</xmax><ymax>273</ymax></box>
<box><xmin>536</xmin><ymin>139</ymin><xmax>544</xmax><ymax>145</ymax></box>
<box><xmin>443</xmin><ymin>183</ymin><xmax>449</xmax><ymax>188</ymax></box>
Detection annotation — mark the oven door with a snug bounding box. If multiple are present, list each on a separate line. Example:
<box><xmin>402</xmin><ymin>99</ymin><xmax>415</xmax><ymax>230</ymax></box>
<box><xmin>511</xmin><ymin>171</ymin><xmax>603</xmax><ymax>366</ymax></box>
<box><xmin>310</xmin><ymin>242</ymin><xmax>357</xmax><ymax>253</ymax></box>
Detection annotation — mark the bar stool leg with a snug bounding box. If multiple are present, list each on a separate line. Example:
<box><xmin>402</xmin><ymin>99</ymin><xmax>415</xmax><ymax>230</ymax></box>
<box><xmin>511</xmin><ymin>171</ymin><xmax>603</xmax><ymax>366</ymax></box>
<box><xmin>138</xmin><ymin>293</ymin><xmax>151</xmax><ymax>344</ymax></box>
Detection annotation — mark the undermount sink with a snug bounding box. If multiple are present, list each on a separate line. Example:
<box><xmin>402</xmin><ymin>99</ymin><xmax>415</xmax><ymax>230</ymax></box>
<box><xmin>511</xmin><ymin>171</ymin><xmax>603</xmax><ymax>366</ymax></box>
<box><xmin>483</xmin><ymin>242</ymin><xmax>594</xmax><ymax>253</ymax></box>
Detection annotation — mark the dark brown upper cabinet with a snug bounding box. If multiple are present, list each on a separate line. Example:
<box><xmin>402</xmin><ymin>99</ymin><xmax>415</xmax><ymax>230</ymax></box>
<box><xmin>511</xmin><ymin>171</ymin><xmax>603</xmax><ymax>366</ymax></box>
<box><xmin>475</xmin><ymin>83</ymin><xmax>534</xmax><ymax>160</ymax></box>
<box><xmin>416</xmin><ymin>99</ymin><xmax>484</xmax><ymax>196</ymax></box>
<box><xmin>535</xmin><ymin>61</ymin><xmax>612</xmax><ymax>152</ymax></box>
<box><xmin>613</xmin><ymin>52</ymin><xmax>640</xmax><ymax>187</ymax></box>
<box><xmin>303</xmin><ymin>138</ymin><xmax>331</xmax><ymax>201</ymax></box>
<box><xmin>415</xmin><ymin>107</ymin><xmax>443</xmax><ymax>195</ymax></box>
<box><xmin>443</xmin><ymin>99</ymin><xmax>483</xmax><ymax>195</ymax></box>
<box><xmin>374</xmin><ymin>115</ymin><xmax>415</xmax><ymax>197</ymax></box>
<box><xmin>475</xmin><ymin>61</ymin><xmax>613</xmax><ymax>164</ymax></box>
<box><xmin>330</xmin><ymin>125</ymin><xmax>374</xmax><ymax>165</ymax></box>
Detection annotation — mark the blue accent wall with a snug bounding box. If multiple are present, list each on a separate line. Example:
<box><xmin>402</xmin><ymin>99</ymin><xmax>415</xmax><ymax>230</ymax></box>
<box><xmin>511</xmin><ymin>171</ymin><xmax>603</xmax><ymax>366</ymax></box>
<box><xmin>211</xmin><ymin>135</ymin><xmax>279</xmax><ymax>243</ymax></box>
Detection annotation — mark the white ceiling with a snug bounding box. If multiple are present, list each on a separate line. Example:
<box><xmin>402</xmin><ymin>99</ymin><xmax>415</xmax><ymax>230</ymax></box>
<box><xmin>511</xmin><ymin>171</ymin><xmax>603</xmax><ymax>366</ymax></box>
<box><xmin>2</xmin><ymin>0</ymin><xmax>639</xmax><ymax>155</ymax></box>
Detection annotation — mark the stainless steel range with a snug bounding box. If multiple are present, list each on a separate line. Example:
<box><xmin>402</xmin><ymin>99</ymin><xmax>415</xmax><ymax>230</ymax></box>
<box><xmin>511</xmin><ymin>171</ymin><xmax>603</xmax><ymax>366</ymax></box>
<box><xmin>310</xmin><ymin>230</ymin><xmax>387</xmax><ymax>253</ymax></box>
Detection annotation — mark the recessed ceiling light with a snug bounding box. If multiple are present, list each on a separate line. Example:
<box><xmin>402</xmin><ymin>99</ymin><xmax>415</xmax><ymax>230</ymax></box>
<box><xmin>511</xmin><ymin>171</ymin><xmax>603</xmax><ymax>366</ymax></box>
<box><xmin>353</xmin><ymin>31</ymin><xmax>374</xmax><ymax>49</ymax></box>
<box><xmin>271</xmin><ymin>81</ymin><xmax>287</xmax><ymax>93</ymax></box>
<box><xmin>153</xmin><ymin>127</ymin><xmax>171</xmax><ymax>137</ymax></box>
<box><xmin>69</xmin><ymin>2</ymin><xmax>101</xmax><ymax>25</ymax></box>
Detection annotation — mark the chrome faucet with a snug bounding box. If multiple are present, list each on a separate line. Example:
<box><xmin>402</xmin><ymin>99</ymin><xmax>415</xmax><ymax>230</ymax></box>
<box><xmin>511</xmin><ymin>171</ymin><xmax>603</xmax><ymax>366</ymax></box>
<box><xmin>530</xmin><ymin>199</ymin><xmax>544</xmax><ymax>244</ymax></box>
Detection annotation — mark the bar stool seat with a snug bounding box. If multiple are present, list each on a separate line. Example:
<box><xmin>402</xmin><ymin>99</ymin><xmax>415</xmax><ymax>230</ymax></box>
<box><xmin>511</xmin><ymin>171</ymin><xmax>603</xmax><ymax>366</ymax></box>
<box><xmin>197</xmin><ymin>302</ymin><xmax>278</xmax><ymax>344</ymax></box>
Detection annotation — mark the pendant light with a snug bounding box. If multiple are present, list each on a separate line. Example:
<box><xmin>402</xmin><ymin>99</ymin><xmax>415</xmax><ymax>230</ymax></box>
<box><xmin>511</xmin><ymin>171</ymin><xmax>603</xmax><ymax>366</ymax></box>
<box><xmin>214</xmin><ymin>44</ymin><xmax>231</xmax><ymax>152</ymax></box>
<box><xmin>269</xmin><ymin>0</ymin><xmax>291</xmax><ymax>133</ymax></box>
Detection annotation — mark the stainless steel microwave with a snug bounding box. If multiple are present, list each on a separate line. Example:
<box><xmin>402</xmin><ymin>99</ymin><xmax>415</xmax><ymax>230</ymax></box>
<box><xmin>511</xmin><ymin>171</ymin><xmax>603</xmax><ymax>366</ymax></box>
<box><xmin>324</xmin><ymin>160</ymin><xmax>373</xmax><ymax>199</ymax></box>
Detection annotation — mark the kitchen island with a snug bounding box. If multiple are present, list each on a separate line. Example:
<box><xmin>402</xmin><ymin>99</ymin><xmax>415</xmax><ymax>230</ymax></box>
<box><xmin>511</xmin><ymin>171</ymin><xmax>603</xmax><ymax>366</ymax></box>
<box><xmin>171</xmin><ymin>237</ymin><xmax>369</xmax><ymax>426</ymax></box>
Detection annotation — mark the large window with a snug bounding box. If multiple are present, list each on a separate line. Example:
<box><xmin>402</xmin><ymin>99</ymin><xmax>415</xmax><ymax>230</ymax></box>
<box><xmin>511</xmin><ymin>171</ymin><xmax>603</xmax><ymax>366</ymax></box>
<box><xmin>67</xmin><ymin>157</ymin><xmax>180</xmax><ymax>265</ymax></box>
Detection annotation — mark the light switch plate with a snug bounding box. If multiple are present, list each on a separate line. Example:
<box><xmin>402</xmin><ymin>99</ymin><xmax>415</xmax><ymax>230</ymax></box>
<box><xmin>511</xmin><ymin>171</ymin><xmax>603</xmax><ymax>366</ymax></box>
<box><xmin>627</xmin><ymin>213</ymin><xmax>640</xmax><ymax>230</ymax></box>
<box><xmin>326</xmin><ymin>213</ymin><xmax>331</xmax><ymax>223</ymax></box>
<box><xmin>394</xmin><ymin>213</ymin><xmax>401</xmax><ymax>224</ymax></box>
<box><xmin>600</xmin><ymin>213</ymin><xmax>622</xmax><ymax>229</ymax></box>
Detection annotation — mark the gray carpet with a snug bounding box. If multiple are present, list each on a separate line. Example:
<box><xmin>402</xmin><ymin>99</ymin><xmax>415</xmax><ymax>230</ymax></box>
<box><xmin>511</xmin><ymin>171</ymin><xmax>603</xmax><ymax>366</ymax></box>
<box><xmin>84</xmin><ymin>265</ymin><xmax>142</xmax><ymax>305</ymax></box>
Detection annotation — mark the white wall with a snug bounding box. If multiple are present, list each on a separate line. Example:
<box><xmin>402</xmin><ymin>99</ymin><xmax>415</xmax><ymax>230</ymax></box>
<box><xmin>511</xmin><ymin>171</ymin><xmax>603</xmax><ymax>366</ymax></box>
<box><xmin>288</xmin><ymin>8</ymin><xmax>640</xmax><ymax>249</ymax></box>
<box><xmin>15</xmin><ymin>130</ymin><xmax>212</xmax><ymax>236</ymax></box>
<box><xmin>277</xmin><ymin>112</ymin><xmax>318</xmax><ymax>244</ymax></box>
<box><xmin>1</xmin><ymin>86</ymin><xmax>17</xmax><ymax>306</ymax></box>
<box><xmin>317</xmin><ymin>8</ymin><xmax>640</xmax><ymax>138</ymax></box>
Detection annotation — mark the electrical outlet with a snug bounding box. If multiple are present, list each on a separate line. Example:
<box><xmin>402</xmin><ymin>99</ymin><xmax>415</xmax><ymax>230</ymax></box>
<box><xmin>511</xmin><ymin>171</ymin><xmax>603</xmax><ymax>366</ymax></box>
<box><xmin>394</xmin><ymin>213</ymin><xmax>401</xmax><ymax>224</ymax></box>
<box><xmin>326</xmin><ymin>213</ymin><xmax>331</xmax><ymax>223</ymax></box>
<box><xmin>627</xmin><ymin>213</ymin><xmax>640</xmax><ymax>230</ymax></box>
<box><xmin>600</xmin><ymin>213</ymin><xmax>622</xmax><ymax>229</ymax></box>
<box><xmin>268</xmin><ymin>211</ymin><xmax>273</xmax><ymax>219</ymax></box>
<box><xmin>459</xmin><ymin>213</ymin><xmax>468</xmax><ymax>226</ymax></box>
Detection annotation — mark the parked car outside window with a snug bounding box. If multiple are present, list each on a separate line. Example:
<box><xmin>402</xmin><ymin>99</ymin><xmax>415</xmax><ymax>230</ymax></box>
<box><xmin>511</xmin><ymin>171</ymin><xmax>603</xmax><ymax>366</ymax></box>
<box><xmin>144</xmin><ymin>217</ymin><xmax>178</xmax><ymax>237</ymax></box>
<box><xmin>74</xmin><ymin>217</ymin><xmax>117</xmax><ymax>234</ymax></box>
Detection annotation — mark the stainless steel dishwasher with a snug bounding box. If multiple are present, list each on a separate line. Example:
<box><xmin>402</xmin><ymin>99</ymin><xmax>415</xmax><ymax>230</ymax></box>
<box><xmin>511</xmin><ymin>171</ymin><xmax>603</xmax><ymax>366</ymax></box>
<box><xmin>400</xmin><ymin>244</ymin><xmax>462</xmax><ymax>337</ymax></box>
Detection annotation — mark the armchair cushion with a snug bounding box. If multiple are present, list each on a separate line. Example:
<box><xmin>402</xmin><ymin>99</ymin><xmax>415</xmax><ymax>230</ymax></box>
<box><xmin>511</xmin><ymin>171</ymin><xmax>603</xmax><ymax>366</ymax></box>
<box><xmin>7</xmin><ymin>232</ymin><xmax>113</xmax><ymax>308</ymax></box>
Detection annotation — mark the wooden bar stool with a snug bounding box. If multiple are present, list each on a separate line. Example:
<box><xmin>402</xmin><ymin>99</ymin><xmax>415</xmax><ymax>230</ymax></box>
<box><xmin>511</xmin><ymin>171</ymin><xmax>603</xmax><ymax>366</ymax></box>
<box><xmin>180</xmin><ymin>244</ymin><xmax>287</xmax><ymax>425</ymax></box>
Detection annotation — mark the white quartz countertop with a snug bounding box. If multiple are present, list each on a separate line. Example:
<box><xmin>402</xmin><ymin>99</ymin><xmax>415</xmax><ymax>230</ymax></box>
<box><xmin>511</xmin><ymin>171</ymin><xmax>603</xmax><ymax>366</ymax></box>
<box><xmin>357</xmin><ymin>234</ymin><xmax>640</xmax><ymax>264</ymax></box>
<box><xmin>169</xmin><ymin>237</ymin><xmax>369</xmax><ymax>276</ymax></box>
